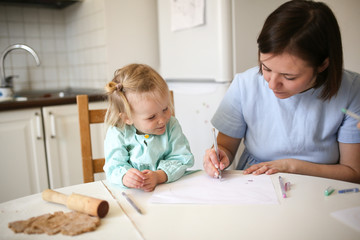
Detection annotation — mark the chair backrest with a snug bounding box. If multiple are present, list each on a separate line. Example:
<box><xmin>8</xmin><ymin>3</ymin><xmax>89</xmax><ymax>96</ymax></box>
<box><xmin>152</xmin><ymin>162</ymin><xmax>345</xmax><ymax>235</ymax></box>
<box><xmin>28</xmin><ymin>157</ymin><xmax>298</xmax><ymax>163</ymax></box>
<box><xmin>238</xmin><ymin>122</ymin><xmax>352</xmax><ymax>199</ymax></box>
<box><xmin>77</xmin><ymin>91</ymin><xmax>174</xmax><ymax>183</ymax></box>
<box><xmin>77</xmin><ymin>95</ymin><xmax>106</xmax><ymax>183</ymax></box>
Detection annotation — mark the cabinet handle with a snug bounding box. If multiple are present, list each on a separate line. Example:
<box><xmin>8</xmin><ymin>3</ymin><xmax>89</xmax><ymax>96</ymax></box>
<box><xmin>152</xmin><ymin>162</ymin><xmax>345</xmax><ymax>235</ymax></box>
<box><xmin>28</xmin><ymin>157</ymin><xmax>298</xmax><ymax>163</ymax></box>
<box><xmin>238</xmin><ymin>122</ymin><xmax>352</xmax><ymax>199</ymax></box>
<box><xmin>35</xmin><ymin>112</ymin><xmax>42</xmax><ymax>140</ymax></box>
<box><xmin>49</xmin><ymin>112</ymin><xmax>56</xmax><ymax>139</ymax></box>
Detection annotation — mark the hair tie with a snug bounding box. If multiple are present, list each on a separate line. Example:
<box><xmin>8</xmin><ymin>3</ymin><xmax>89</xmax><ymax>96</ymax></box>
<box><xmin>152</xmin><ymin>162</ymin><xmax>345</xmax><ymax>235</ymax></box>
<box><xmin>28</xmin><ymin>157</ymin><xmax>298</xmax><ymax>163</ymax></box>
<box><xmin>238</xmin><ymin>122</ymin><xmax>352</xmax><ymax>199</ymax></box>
<box><xmin>116</xmin><ymin>83</ymin><xmax>123</xmax><ymax>92</ymax></box>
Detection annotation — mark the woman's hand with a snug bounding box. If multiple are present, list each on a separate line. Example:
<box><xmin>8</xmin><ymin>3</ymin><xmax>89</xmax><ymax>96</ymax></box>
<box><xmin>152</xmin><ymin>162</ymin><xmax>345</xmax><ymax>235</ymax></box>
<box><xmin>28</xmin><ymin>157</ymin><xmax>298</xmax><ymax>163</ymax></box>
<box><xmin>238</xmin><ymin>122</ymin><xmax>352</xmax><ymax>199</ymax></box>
<box><xmin>243</xmin><ymin>159</ymin><xmax>292</xmax><ymax>175</ymax></box>
<box><xmin>123</xmin><ymin>168</ymin><xmax>146</xmax><ymax>189</ymax></box>
<box><xmin>203</xmin><ymin>132</ymin><xmax>242</xmax><ymax>178</ymax></box>
<box><xmin>203</xmin><ymin>148</ymin><xmax>230</xmax><ymax>178</ymax></box>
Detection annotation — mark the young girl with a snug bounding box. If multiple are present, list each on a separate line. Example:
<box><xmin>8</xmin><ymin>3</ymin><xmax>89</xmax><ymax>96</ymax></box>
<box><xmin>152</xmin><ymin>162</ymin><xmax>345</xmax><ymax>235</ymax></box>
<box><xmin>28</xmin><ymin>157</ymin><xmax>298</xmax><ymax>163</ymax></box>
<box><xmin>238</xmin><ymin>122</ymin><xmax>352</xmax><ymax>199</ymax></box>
<box><xmin>103</xmin><ymin>63</ymin><xmax>194</xmax><ymax>191</ymax></box>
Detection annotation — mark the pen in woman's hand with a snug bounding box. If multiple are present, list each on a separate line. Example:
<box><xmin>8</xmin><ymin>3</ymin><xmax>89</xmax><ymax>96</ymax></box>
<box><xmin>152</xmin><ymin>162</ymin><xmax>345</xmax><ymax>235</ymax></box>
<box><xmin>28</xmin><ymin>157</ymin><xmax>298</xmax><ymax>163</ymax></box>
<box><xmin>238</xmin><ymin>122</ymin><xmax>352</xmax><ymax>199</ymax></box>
<box><xmin>212</xmin><ymin>128</ymin><xmax>222</xmax><ymax>179</ymax></box>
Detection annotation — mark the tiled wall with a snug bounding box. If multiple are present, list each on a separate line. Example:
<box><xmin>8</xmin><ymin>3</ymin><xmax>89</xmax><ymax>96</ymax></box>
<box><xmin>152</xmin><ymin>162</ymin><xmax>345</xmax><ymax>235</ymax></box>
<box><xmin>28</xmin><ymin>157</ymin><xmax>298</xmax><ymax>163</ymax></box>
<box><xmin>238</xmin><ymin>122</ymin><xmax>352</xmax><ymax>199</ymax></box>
<box><xmin>64</xmin><ymin>0</ymin><xmax>108</xmax><ymax>90</ymax></box>
<box><xmin>0</xmin><ymin>0</ymin><xmax>108</xmax><ymax>92</ymax></box>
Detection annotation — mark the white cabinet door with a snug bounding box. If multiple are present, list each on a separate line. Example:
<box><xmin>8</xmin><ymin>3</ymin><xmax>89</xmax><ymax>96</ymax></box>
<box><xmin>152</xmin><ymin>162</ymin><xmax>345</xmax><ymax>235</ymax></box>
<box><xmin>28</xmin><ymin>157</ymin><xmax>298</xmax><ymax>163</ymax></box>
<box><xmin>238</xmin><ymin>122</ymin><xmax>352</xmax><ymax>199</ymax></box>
<box><xmin>42</xmin><ymin>104</ymin><xmax>81</xmax><ymax>188</ymax></box>
<box><xmin>0</xmin><ymin>108</ymin><xmax>49</xmax><ymax>203</ymax></box>
<box><xmin>42</xmin><ymin>102</ymin><xmax>107</xmax><ymax>189</ymax></box>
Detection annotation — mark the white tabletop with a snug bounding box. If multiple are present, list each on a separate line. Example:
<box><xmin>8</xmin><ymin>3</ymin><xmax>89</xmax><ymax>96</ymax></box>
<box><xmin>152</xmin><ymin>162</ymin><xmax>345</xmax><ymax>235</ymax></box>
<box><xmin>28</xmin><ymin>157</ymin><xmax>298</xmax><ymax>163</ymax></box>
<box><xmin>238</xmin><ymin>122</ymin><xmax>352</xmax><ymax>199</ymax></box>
<box><xmin>1</xmin><ymin>171</ymin><xmax>360</xmax><ymax>240</ymax></box>
<box><xmin>0</xmin><ymin>181</ymin><xmax>141</xmax><ymax>240</ymax></box>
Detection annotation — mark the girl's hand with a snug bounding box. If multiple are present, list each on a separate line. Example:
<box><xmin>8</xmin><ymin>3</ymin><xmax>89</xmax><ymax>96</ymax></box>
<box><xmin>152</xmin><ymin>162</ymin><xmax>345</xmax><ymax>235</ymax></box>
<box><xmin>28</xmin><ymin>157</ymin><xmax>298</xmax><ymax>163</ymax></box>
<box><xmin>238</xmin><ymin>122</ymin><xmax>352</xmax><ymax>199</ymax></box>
<box><xmin>243</xmin><ymin>159</ymin><xmax>291</xmax><ymax>175</ymax></box>
<box><xmin>123</xmin><ymin>168</ymin><xmax>145</xmax><ymax>189</ymax></box>
<box><xmin>141</xmin><ymin>170</ymin><xmax>157</xmax><ymax>192</ymax></box>
<box><xmin>203</xmin><ymin>148</ymin><xmax>230</xmax><ymax>178</ymax></box>
<box><xmin>357</xmin><ymin>122</ymin><xmax>360</xmax><ymax>129</ymax></box>
<box><xmin>141</xmin><ymin>170</ymin><xmax>168</xmax><ymax>192</ymax></box>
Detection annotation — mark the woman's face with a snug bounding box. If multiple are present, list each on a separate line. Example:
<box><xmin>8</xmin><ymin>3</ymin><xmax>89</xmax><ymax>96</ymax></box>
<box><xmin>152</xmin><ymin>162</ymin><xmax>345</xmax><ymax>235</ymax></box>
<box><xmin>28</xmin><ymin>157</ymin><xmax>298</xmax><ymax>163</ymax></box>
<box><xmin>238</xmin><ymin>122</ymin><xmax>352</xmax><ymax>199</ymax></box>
<box><xmin>125</xmin><ymin>91</ymin><xmax>171</xmax><ymax>135</ymax></box>
<box><xmin>260</xmin><ymin>52</ymin><xmax>317</xmax><ymax>99</ymax></box>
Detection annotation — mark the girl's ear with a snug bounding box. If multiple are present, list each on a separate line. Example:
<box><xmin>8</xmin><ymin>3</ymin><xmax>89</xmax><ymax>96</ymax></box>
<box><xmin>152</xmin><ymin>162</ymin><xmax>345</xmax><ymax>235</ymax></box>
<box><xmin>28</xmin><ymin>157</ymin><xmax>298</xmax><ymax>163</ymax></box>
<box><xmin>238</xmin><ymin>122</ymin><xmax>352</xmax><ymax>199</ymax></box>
<box><xmin>318</xmin><ymin>58</ymin><xmax>329</xmax><ymax>73</ymax></box>
<box><xmin>119</xmin><ymin>113</ymin><xmax>133</xmax><ymax>125</ymax></box>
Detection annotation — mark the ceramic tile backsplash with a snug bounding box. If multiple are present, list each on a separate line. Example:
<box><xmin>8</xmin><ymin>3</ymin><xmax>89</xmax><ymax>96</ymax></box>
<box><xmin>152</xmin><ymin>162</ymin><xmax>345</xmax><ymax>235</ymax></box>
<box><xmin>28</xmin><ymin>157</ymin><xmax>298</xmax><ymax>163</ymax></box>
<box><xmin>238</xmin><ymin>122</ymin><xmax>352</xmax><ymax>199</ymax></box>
<box><xmin>0</xmin><ymin>0</ymin><xmax>108</xmax><ymax>92</ymax></box>
<box><xmin>64</xmin><ymin>0</ymin><xmax>108</xmax><ymax>90</ymax></box>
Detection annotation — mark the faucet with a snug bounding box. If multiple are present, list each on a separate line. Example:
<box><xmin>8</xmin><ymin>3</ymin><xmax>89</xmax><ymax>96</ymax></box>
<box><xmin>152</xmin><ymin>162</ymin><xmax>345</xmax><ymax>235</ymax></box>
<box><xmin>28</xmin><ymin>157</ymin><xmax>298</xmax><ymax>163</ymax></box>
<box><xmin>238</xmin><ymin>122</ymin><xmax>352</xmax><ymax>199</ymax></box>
<box><xmin>0</xmin><ymin>44</ymin><xmax>41</xmax><ymax>88</ymax></box>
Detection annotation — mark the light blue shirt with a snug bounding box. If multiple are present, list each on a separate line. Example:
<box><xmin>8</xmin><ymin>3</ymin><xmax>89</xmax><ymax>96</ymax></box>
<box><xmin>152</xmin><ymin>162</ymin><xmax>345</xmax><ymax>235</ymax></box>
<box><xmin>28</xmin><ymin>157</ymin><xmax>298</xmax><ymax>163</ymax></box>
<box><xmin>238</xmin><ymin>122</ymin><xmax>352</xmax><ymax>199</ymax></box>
<box><xmin>212</xmin><ymin>67</ymin><xmax>360</xmax><ymax>169</ymax></box>
<box><xmin>104</xmin><ymin>116</ymin><xmax>194</xmax><ymax>188</ymax></box>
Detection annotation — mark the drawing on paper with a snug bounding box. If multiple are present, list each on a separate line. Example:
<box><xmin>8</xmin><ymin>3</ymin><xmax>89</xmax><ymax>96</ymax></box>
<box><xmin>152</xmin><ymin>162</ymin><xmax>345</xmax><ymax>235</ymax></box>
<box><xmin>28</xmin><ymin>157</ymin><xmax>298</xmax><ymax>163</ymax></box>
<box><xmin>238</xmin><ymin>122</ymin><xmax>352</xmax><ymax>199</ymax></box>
<box><xmin>149</xmin><ymin>172</ymin><xmax>279</xmax><ymax>205</ymax></box>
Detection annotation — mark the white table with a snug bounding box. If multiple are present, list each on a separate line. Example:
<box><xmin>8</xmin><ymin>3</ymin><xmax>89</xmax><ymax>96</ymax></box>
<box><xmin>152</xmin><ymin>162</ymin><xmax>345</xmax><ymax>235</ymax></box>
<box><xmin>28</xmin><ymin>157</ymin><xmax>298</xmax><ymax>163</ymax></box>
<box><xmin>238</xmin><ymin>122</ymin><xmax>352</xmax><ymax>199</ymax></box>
<box><xmin>1</xmin><ymin>171</ymin><xmax>360</xmax><ymax>240</ymax></box>
<box><xmin>0</xmin><ymin>181</ymin><xmax>140</xmax><ymax>240</ymax></box>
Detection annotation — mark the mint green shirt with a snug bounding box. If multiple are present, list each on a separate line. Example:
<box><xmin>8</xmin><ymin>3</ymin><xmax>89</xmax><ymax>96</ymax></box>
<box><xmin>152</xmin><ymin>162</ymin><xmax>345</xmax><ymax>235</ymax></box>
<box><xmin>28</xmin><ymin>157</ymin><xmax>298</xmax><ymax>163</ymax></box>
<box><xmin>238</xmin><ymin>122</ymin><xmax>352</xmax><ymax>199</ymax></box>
<box><xmin>104</xmin><ymin>116</ymin><xmax>194</xmax><ymax>188</ymax></box>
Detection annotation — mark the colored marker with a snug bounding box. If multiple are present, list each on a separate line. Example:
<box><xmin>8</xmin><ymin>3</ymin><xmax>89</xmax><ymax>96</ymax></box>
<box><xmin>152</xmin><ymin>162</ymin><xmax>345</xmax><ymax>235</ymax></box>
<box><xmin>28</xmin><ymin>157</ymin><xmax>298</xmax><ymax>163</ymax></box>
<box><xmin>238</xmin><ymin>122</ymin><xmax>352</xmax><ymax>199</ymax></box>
<box><xmin>122</xmin><ymin>192</ymin><xmax>143</xmax><ymax>214</ymax></box>
<box><xmin>279</xmin><ymin>176</ymin><xmax>287</xmax><ymax>198</ymax></box>
<box><xmin>324</xmin><ymin>186</ymin><xmax>334</xmax><ymax>196</ymax></box>
<box><xmin>338</xmin><ymin>188</ymin><xmax>359</xmax><ymax>194</ymax></box>
<box><xmin>212</xmin><ymin>128</ymin><xmax>222</xmax><ymax>180</ymax></box>
<box><xmin>341</xmin><ymin>108</ymin><xmax>360</xmax><ymax>121</ymax></box>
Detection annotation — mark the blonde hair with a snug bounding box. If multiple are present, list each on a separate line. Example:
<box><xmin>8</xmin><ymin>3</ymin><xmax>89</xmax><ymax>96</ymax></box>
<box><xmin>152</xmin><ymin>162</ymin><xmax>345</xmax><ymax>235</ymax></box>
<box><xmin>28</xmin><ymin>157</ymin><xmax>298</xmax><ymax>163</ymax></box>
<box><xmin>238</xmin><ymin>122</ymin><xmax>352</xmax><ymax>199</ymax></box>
<box><xmin>104</xmin><ymin>63</ymin><xmax>172</xmax><ymax>128</ymax></box>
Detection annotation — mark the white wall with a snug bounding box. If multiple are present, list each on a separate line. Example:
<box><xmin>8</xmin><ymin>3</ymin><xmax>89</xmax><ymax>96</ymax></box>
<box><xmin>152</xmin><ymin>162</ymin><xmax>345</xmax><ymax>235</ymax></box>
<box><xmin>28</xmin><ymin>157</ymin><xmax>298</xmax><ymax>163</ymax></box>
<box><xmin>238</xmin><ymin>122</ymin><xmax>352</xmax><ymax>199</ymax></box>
<box><xmin>325</xmin><ymin>0</ymin><xmax>360</xmax><ymax>74</ymax></box>
<box><xmin>104</xmin><ymin>0</ymin><xmax>159</xmax><ymax>80</ymax></box>
<box><xmin>233</xmin><ymin>0</ymin><xmax>360</xmax><ymax>74</ymax></box>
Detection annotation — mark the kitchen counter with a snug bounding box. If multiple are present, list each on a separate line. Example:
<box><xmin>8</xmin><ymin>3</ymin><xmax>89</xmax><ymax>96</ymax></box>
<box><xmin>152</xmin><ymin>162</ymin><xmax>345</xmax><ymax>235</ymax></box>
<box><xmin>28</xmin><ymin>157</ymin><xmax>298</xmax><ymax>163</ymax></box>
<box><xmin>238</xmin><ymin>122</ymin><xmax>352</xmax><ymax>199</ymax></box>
<box><xmin>0</xmin><ymin>88</ymin><xmax>107</xmax><ymax>111</ymax></box>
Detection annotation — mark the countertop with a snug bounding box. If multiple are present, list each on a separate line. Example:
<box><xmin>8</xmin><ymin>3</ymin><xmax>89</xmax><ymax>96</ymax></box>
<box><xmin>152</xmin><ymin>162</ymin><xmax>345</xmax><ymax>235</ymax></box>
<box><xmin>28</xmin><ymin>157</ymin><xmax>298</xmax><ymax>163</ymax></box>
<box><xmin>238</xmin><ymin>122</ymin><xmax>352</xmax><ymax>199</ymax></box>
<box><xmin>0</xmin><ymin>88</ymin><xmax>106</xmax><ymax>111</ymax></box>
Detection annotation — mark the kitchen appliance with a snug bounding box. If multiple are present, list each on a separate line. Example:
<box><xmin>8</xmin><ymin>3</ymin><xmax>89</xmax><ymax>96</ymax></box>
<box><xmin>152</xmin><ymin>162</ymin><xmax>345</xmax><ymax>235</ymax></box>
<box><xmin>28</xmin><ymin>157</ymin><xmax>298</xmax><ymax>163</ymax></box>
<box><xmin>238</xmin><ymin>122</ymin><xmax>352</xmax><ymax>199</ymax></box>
<box><xmin>157</xmin><ymin>0</ymin><xmax>234</xmax><ymax>169</ymax></box>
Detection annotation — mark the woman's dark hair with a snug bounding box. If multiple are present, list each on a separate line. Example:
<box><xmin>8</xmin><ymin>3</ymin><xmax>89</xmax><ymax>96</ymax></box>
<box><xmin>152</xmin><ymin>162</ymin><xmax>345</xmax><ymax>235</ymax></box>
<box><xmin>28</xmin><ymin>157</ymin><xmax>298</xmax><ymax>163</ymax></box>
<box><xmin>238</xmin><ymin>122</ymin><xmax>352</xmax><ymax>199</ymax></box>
<box><xmin>257</xmin><ymin>0</ymin><xmax>343</xmax><ymax>100</ymax></box>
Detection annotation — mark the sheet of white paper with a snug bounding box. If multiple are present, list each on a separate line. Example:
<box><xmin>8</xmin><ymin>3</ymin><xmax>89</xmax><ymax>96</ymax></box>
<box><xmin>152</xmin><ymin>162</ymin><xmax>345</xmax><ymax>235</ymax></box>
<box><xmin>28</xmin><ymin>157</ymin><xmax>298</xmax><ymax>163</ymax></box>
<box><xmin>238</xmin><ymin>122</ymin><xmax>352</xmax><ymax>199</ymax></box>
<box><xmin>171</xmin><ymin>0</ymin><xmax>205</xmax><ymax>32</ymax></box>
<box><xmin>149</xmin><ymin>172</ymin><xmax>279</xmax><ymax>205</ymax></box>
<box><xmin>331</xmin><ymin>206</ymin><xmax>360</xmax><ymax>232</ymax></box>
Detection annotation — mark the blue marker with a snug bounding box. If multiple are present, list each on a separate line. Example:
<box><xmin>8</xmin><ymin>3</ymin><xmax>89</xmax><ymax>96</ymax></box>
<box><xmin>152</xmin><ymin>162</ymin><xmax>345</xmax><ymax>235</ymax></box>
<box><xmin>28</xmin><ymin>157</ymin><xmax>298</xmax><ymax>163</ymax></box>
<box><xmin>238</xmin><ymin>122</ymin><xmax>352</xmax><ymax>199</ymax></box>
<box><xmin>338</xmin><ymin>188</ymin><xmax>359</xmax><ymax>194</ymax></box>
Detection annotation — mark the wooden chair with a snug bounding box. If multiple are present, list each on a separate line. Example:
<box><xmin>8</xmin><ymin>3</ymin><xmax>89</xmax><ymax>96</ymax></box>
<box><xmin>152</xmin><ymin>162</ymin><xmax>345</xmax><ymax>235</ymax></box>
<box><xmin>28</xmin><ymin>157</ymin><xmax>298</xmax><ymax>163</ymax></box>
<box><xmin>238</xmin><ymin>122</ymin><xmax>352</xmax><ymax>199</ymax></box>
<box><xmin>77</xmin><ymin>91</ymin><xmax>174</xmax><ymax>183</ymax></box>
<box><xmin>77</xmin><ymin>95</ymin><xmax>106</xmax><ymax>183</ymax></box>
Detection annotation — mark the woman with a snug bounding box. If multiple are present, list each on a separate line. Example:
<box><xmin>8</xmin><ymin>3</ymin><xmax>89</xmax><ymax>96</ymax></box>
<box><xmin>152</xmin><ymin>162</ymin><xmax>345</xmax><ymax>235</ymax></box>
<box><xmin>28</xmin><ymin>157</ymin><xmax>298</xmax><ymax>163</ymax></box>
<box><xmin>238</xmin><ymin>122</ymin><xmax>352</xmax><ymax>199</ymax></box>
<box><xmin>203</xmin><ymin>0</ymin><xmax>360</xmax><ymax>183</ymax></box>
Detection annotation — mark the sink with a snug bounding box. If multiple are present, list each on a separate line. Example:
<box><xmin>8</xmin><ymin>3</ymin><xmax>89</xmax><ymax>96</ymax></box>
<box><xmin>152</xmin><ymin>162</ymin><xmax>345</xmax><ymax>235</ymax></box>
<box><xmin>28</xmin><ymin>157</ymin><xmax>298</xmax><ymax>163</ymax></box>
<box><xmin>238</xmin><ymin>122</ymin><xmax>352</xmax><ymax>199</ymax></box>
<box><xmin>13</xmin><ymin>88</ymin><xmax>105</xmax><ymax>101</ymax></box>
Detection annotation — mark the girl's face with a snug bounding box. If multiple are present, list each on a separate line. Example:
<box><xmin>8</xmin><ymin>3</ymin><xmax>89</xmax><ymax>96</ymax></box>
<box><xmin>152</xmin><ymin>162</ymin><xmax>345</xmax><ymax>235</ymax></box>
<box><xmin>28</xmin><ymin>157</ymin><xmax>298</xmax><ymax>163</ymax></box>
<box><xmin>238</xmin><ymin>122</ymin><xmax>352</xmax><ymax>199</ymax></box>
<box><xmin>260</xmin><ymin>52</ymin><xmax>317</xmax><ymax>99</ymax></box>
<box><xmin>125</xmin><ymin>91</ymin><xmax>171</xmax><ymax>135</ymax></box>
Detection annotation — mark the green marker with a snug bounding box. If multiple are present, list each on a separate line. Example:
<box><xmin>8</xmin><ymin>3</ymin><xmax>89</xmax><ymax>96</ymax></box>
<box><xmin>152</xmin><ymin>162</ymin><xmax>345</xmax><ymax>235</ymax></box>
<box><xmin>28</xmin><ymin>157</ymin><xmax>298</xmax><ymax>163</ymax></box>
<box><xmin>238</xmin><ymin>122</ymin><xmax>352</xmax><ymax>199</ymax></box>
<box><xmin>341</xmin><ymin>108</ymin><xmax>360</xmax><ymax>121</ymax></box>
<box><xmin>324</xmin><ymin>186</ymin><xmax>334</xmax><ymax>196</ymax></box>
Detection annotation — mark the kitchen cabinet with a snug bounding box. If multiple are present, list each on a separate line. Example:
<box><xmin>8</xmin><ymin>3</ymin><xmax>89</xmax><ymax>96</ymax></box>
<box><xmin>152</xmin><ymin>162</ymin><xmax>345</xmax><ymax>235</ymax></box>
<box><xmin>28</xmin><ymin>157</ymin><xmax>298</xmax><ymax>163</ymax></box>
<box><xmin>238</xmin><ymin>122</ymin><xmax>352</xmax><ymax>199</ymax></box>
<box><xmin>0</xmin><ymin>108</ymin><xmax>48</xmax><ymax>203</ymax></box>
<box><xmin>0</xmin><ymin>101</ymin><xmax>106</xmax><ymax>203</ymax></box>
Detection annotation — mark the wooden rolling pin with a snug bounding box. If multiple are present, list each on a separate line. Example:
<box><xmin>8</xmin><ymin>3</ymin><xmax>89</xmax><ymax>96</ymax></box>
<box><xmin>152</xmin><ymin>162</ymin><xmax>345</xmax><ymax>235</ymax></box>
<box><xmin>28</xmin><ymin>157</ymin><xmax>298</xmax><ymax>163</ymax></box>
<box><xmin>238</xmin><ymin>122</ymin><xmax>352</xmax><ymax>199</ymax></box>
<box><xmin>42</xmin><ymin>189</ymin><xmax>109</xmax><ymax>218</ymax></box>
